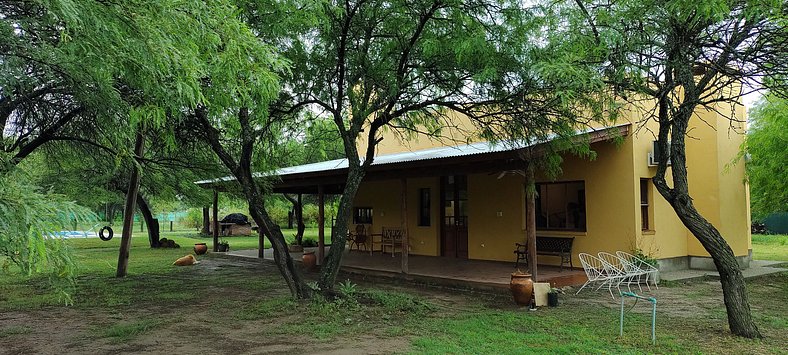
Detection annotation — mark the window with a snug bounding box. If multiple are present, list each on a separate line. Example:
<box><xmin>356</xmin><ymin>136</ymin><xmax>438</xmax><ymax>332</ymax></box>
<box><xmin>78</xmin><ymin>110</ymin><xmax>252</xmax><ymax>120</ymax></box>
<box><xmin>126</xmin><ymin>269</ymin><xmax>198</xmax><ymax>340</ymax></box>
<box><xmin>640</xmin><ymin>179</ymin><xmax>652</xmax><ymax>230</ymax></box>
<box><xmin>353</xmin><ymin>207</ymin><xmax>373</xmax><ymax>224</ymax></box>
<box><xmin>534</xmin><ymin>181</ymin><xmax>586</xmax><ymax>231</ymax></box>
<box><xmin>418</xmin><ymin>188</ymin><xmax>431</xmax><ymax>226</ymax></box>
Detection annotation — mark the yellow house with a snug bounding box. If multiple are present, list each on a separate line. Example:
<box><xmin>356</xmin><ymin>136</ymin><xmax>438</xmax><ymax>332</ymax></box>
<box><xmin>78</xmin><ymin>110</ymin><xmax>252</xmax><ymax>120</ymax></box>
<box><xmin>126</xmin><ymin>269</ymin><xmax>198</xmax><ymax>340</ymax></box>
<box><xmin>199</xmin><ymin>101</ymin><xmax>752</xmax><ymax>279</ymax></box>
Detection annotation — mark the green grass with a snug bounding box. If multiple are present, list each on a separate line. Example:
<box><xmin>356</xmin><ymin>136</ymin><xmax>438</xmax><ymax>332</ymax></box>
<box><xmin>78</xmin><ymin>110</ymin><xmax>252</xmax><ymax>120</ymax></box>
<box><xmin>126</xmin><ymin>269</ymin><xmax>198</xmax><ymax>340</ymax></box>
<box><xmin>0</xmin><ymin>326</ymin><xmax>31</xmax><ymax>338</ymax></box>
<box><xmin>97</xmin><ymin>318</ymin><xmax>163</xmax><ymax>343</ymax></box>
<box><xmin>0</xmin><ymin>228</ymin><xmax>786</xmax><ymax>353</ymax></box>
<box><xmin>752</xmin><ymin>234</ymin><xmax>788</xmax><ymax>261</ymax></box>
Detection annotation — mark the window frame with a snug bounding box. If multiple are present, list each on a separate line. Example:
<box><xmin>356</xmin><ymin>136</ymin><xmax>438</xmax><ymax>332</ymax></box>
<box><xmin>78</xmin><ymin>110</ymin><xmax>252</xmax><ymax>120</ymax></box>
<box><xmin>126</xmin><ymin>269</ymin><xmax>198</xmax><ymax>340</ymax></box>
<box><xmin>353</xmin><ymin>207</ymin><xmax>373</xmax><ymax>224</ymax></box>
<box><xmin>532</xmin><ymin>180</ymin><xmax>587</xmax><ymax>232</ymax></box>
<box><xmin>640</xmin><ymin>178</ymin><xmax>653</xmax><ymax>231</ymax></box>
<box><xmin>418</xmin><ymin>188</ymin><xmax>431</xmax><ymax>226</ymax></box>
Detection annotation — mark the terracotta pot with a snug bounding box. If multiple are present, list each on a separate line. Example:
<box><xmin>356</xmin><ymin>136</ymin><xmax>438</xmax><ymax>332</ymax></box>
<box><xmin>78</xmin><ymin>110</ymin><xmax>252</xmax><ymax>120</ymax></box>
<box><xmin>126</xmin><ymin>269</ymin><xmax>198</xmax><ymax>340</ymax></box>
<box><xmin>302</xmin><ymin>251</ymin><xmax>316</xmax><ymax>270</ymax></box>
<box><xmin>194</xmin><ymin>243</ymin><xmax>208</xmax><ymax>255</ymax></box>
<box><xmin>510</xmin><ymin>270</ymin><xmax>534</xmax><ymax>306</ymax></box>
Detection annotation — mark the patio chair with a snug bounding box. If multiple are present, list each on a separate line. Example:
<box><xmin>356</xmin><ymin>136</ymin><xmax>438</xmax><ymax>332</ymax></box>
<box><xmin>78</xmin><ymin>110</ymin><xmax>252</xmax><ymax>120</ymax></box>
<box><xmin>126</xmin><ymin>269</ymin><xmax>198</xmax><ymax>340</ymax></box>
<box><xmin>597</xmin><ymin>252</ymin><xmax>631</xmax><ymax>299</ymax></box>
<box><xmin>348</xmin><ymin>224</ymin><xmax>368</xmax><ymax>252</ymax></box>
<box><xmin>616</xmin><ymin>251</ymin><xmax>659</xmax><ymax>291</ymax></box>
<box><xmin>577</xmin><ymin>253</ymin><xmax>616</xmax><ymax>297</ymax></box>
<box><xmin>514</xmin><ymin>243</ymin><xmax>528</xmax><ymax>269</ymax></box>
<box><xmin>381</xmin><ymin>227</ymin><xmax>404</xmax><ymax>257</ymax></box>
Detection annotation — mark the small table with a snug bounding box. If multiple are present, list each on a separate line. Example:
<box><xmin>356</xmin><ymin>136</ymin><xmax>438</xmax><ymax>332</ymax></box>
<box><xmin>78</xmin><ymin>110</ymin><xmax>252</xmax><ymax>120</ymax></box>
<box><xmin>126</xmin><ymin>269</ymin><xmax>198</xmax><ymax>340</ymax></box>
<box><xmin>369</xmin><ymin>233</ymin><xmax>383</xmax><ymax>255</ymax></box>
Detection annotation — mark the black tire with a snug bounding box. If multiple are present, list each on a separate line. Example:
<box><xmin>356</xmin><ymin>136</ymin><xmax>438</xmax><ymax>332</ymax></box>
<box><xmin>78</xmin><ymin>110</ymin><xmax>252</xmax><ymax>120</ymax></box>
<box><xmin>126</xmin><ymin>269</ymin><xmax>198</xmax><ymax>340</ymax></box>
<box><xmin>99</xmin><ymin>226</ymin><xmax>114</xmax><ymax>241</ymax></box>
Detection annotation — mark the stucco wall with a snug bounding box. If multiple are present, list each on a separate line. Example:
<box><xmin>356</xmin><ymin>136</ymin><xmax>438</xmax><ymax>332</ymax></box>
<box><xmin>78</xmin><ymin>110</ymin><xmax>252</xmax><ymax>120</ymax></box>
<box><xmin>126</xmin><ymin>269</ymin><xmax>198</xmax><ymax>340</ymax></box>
<box><xmin>352</xmin><ymin>178</ymin><xmax>440</xmax><ymax>256</ymax></box>
<box><xmin>348</xmin><ymin>102</ymin><xmax>751</xmax><ymax>264</ymax></box>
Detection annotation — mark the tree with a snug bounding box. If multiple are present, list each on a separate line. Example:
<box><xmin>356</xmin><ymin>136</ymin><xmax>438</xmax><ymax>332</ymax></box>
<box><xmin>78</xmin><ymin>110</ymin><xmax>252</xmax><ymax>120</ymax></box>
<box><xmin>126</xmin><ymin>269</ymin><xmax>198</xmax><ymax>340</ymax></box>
<box><xmin>244</xmin><ymin>0</ymin><xmax>567</xmax><ymax>291</ymax></box>
<box><xmin>745</xmin><ymin>95</ymin><xmax>788</xmax><ymax>220</ymax></box>
<box><xmin>0</xmin><ymin>162</ymin><xmax>93</xmax><ymax>304</ymax></box>
<box><xmin>38</xmin><ymin>122</ymin><xmax>220</xmax><ymax>248</ymax></box>
<box><xmin>567</xmin><ymin>0</ymin><xmax>787</xmax><ymax>338</ymax></box>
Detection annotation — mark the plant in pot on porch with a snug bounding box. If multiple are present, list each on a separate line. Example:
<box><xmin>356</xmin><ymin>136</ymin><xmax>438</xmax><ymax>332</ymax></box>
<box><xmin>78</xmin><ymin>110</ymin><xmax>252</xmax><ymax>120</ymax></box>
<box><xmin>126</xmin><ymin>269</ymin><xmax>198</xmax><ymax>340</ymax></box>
<box><xmin>288</xmin><ymin>233</ymin><xmax>305</xmax><ymax>252</ymax></box>
<box><xmin>548</xmin><ymin>287</ymin><xmax>560</xmax><ymax>307</ymax></box>
<box><xmin>217</xmin><ymin>239</ymin><xmax>230</xmax><ymax>252</ymax></box>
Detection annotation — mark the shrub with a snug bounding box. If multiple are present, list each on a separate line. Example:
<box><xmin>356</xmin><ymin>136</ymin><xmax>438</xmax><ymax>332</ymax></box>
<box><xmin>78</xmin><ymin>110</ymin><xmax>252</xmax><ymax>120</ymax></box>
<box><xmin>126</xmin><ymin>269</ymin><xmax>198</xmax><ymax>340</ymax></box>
<box><xmin>181</xmin><ymin>208</ymin><xmax>203</xmax><ymax>230</ymax></box>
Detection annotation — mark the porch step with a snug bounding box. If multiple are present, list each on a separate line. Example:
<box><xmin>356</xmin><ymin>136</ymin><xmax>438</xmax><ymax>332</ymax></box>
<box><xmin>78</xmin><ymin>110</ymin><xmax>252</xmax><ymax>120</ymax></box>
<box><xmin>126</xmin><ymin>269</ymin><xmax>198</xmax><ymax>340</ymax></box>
<box><xmin>660</xmin><ymin>262</ymin><xmax>786</xmax><ymax>282</ymax></box>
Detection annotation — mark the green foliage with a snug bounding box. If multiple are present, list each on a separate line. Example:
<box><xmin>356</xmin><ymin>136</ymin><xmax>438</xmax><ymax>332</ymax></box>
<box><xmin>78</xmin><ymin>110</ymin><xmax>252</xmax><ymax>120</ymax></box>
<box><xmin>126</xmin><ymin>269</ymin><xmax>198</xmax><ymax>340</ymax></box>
<box><xmin>301</xmin><ymin>239</ymin><xmax>318</xmax><ymax>248</ymax></box>
<box><xmin>633</xmin><ymin>248</ymin><xmax>659</xmax><ymax>267</ymax></box>
<box><xmin>0</xmin><ymin>166</ymin><xmax>94</xmax><ymax>303</ymax></box>
<box><xmin>337</xmin><ymin>279</ymin><xmax>358</xmax><ymax>298</ymax></box>
<box><xmin>182</xmin><ymin>208</ymin><xmax>204</xmax><ymax>231</ymax></box>
<box><xmin>745</xmin><ymin>95</ymin><xmax>788</xmax><ymax>219</ymax></box>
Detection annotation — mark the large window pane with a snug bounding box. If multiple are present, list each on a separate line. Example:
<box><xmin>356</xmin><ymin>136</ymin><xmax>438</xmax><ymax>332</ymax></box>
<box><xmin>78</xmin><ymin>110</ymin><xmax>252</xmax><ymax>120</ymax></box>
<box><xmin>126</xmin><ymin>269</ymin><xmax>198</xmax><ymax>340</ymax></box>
<box><xmin>533</xmin><ymin>181</ymin><xmax>586</xmax><ymax>231</ymax></box>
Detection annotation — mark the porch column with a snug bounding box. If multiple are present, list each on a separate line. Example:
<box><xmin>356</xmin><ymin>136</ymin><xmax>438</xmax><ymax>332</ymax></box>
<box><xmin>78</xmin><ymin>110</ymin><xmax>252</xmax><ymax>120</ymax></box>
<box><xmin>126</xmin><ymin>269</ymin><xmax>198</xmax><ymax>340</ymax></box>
<box><xmin>212</xmin><ymin>189</ymin><xmax>219</xmax><ymax>252</ymax></box>
<box><xmin>318</xmin><ymin>185</ymin><xmax>325</xmax><ymax>265</ymax></box>
<box><xmin>525</xmin><ymin>161</ymin><xmax>538</xmax><ymax>282</ymax></box>
<box><xmin>400</xmin><ymin>178</ymin><xmax>409</xmax><ymax>274</ymax></box>
<box><xmin>258</xmin><ymin>227</ymin><xmax>265</xmax><ymax>259</ymax></box>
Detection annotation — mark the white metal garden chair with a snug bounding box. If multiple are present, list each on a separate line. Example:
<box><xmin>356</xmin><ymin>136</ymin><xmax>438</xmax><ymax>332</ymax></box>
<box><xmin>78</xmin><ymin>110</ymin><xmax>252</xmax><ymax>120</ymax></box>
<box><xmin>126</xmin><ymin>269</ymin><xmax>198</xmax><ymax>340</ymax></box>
<box><xmin>596</xmin><ymin>252</ymin><xmax>630</xmax><ymax>299</ymax></box>
<box><xmin>599</xmin><ymin>251</ymin><xmax>647</xmax><ymax>293</ymax></box>
<box><xmin>616</xmin><ymin>251</ymin><xmax>659</xmax><ymax>290</ymax></box>
<box><xmin>576</xmin><ymin>253</ymin><xmax>616</xmax><ymax>297</ymax></box>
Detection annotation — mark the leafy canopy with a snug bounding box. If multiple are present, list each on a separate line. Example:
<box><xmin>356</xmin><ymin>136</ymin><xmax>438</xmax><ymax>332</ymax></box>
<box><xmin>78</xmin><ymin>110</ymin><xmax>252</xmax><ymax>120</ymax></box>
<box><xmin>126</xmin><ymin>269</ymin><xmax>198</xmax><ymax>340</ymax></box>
<box><xmin>745</xmin><ymin>95</ymin><xmax>788</xmax><ymax>219</ymax></box>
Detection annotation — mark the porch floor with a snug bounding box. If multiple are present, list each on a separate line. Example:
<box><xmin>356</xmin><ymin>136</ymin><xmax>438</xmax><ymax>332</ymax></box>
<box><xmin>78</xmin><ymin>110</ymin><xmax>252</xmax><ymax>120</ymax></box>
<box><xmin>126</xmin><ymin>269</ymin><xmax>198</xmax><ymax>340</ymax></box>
<box><xmin>225</xmin><ymin>247</ymin><xmax>587</xmax><ymax>289</ymax></box>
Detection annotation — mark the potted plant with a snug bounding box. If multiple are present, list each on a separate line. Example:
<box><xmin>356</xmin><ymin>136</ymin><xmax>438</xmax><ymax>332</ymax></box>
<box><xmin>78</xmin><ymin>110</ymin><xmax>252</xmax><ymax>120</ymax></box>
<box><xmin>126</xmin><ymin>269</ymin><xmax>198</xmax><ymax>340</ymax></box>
<box><xmin>217</xmin><ymin>239</ymin><xmax>230</xmax><ymax>252</ymax></box>
<box><xmin>288</xmin><ymin>233</ymin><xmax>304</xmax><ymax>252</ymax></box>
<box><xmin>548</xmin><ymin>287</ymin><xmax>559</xmax><ymax>307</ymax></box>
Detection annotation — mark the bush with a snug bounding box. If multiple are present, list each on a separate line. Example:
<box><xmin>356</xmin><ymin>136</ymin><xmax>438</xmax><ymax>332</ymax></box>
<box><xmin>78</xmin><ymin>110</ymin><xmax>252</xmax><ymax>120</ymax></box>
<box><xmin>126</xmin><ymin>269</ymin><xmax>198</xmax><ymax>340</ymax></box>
<box><xmin>181</xmin><ymin>208</ymin><xmax>203</xmax><ymax>230</ymax></box>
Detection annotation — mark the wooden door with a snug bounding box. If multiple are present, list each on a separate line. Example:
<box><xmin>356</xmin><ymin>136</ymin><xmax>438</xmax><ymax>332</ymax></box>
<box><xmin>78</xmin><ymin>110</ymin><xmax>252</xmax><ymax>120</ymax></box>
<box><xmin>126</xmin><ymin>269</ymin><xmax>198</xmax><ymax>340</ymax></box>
<box><xmin>440</xmin><ymin>175</ymin><xmax>468</xmax><ymax>258</ymax></box>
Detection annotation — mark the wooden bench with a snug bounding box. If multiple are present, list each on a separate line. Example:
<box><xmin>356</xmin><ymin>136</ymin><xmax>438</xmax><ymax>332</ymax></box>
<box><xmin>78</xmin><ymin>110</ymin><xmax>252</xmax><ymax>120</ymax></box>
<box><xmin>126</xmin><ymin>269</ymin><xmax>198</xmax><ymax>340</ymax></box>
<box><xmin>514</xmin><ymin>236</ymin><xmax>575</xmax><ymax>271</ymax></box>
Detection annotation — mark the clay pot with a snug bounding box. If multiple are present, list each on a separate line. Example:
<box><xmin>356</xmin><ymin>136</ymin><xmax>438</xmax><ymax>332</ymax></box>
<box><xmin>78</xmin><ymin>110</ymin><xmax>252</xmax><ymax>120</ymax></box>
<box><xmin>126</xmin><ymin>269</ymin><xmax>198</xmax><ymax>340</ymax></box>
<box><xmin>194</xmin><ymin>243</ymin><xmax>208</xmax><ymax>255</ymax></box>
<box><xmin>510</xmin><ymin>270</ymin><xmax>534</xmax><ymax>306</ymax></box>
<box><xmin>302</xmin><ymin>251</ymin><xmax>316</xmax><ymax>270</ymax></box>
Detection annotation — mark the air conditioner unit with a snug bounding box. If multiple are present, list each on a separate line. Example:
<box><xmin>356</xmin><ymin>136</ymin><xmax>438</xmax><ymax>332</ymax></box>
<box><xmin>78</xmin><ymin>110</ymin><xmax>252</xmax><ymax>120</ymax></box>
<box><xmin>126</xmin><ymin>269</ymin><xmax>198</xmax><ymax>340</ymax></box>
<box><xmin>647</xmin><ymin>140</ymin><xmax>671</xmax><ymax>166</ymax></box>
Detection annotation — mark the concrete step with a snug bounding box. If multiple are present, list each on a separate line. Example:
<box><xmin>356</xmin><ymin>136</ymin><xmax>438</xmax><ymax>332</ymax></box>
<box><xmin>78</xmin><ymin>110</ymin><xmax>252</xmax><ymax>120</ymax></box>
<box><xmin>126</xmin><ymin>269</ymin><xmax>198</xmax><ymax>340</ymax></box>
<box><xmin>660</xmin><ymin>261</ymin><xmax>786</xmax><ymax>282</ymax></box>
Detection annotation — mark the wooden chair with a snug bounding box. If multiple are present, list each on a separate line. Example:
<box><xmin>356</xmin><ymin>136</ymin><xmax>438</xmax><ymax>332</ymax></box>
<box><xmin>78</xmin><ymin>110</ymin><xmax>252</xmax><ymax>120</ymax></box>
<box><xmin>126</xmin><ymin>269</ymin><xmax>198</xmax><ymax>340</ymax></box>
<box><xmin>348</xmin><ymin>224</ymin><xmax>368</xmax><ymax>251</ymax></box>
<box><xmin>514</xmin><ymin>243</ymin><xmax>528</xmax><ymax>269</ymax></box>
<box><xmin>381</xmin><ymin>227</ymin><xmax>404</xmax><ymax>257</ymax></box>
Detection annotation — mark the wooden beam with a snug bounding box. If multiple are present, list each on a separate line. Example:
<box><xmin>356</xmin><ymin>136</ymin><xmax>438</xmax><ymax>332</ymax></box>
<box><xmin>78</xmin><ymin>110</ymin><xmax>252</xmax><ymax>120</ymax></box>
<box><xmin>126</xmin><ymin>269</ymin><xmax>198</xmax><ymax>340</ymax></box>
<box><xmin>318</xmin><ymin>184</ymin><xmax>325</xmax><ymax>265</ymax></box>
<box><xmin>525</xmin><ymin>161</ymin><xmax>538</xmax><ymax>282</ymax></box>
<box><xmin>258</xmin><ymin>228</ymin><xmax>265</xmax><ymax>259</ymax></box>
<box><xmin>116</xmin><ymin>131</ymin><xmax>145</xmax><ymax>278</ymax></box>
<box><xmin>213</xmin><ymin>189</ymin><xmax>219</xmax><ymax>252</ymax></box>
<box><xmin>401</xmin><ymin>178</ymin><xmax>409</xmax><ymax>274</ymax></box>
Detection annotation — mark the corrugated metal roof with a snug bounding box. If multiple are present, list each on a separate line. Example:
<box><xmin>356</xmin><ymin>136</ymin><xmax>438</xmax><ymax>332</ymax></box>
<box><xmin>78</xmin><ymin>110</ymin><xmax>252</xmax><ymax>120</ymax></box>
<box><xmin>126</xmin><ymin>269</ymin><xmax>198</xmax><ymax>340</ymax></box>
<box><xmin>195</xmin><ymin>123</ymin><xmax>628</xmax><ymax>185</ymax></box>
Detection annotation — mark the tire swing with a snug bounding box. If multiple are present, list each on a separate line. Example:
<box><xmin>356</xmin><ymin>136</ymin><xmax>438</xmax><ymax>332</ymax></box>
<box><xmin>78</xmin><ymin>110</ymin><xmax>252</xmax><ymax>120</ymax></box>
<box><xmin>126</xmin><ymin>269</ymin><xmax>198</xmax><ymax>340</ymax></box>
<box><xmin>99</xmin><ymin>226</ymin><xmax>114</xmax><ymax>241</ymax></box>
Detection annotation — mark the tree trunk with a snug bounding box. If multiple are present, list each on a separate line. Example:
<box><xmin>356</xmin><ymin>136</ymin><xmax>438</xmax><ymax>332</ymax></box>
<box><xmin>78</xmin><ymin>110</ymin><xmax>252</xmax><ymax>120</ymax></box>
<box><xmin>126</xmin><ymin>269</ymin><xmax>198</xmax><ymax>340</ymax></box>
<box><xmin>651</xmin><ymin>97</ymin><xmax>761</xmax><ymax>338</ymax></box>
<box><xmin>196</xmin><ymin>106</ymin><xmax>310</xmax><ymax>299</ymax></box>
<box><xmin>284</xmin><ymin>194</ymin><xmax>306</xmax><ymax>245</ymax></box>
<box><xmin>136</xmin><ymin>194</ymin><xmax>160</xmax><ymax>248</ymax></box>
<box><xmin>212</xmin><ymin>190</ymin><xmax>219</xmax><ymax>252</ymax></box>
<box><xmin>116</xmin><ymin>131</ymin><xmax>145</xmax><ymax>278</ymax></box>
<box><xmin>201</xmin><ymin>207</ymin><xmax>210</xmax><ymax>235</ymax></box>
<box><xmin>241</xmin><ymin>177</ymin><xmax>311</xmax><ymax>299</ymax></box>
<box><xmin>318</xmin><ymin>163</ymin><xmax>365</xmax><ymax>290</ymax></box>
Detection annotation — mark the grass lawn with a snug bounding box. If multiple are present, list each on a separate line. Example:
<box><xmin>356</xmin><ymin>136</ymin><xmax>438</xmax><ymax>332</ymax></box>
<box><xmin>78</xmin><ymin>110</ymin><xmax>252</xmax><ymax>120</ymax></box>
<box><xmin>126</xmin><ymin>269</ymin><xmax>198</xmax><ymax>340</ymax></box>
<box><xmin>752</xmin><ymin>234</ymin><xmax>788</xmax><ymax>261</ymax></box>
<box><xmin>0</xmin><ymin>229</ymin><xmax>785</xmax><ymax>353</ymax></box>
